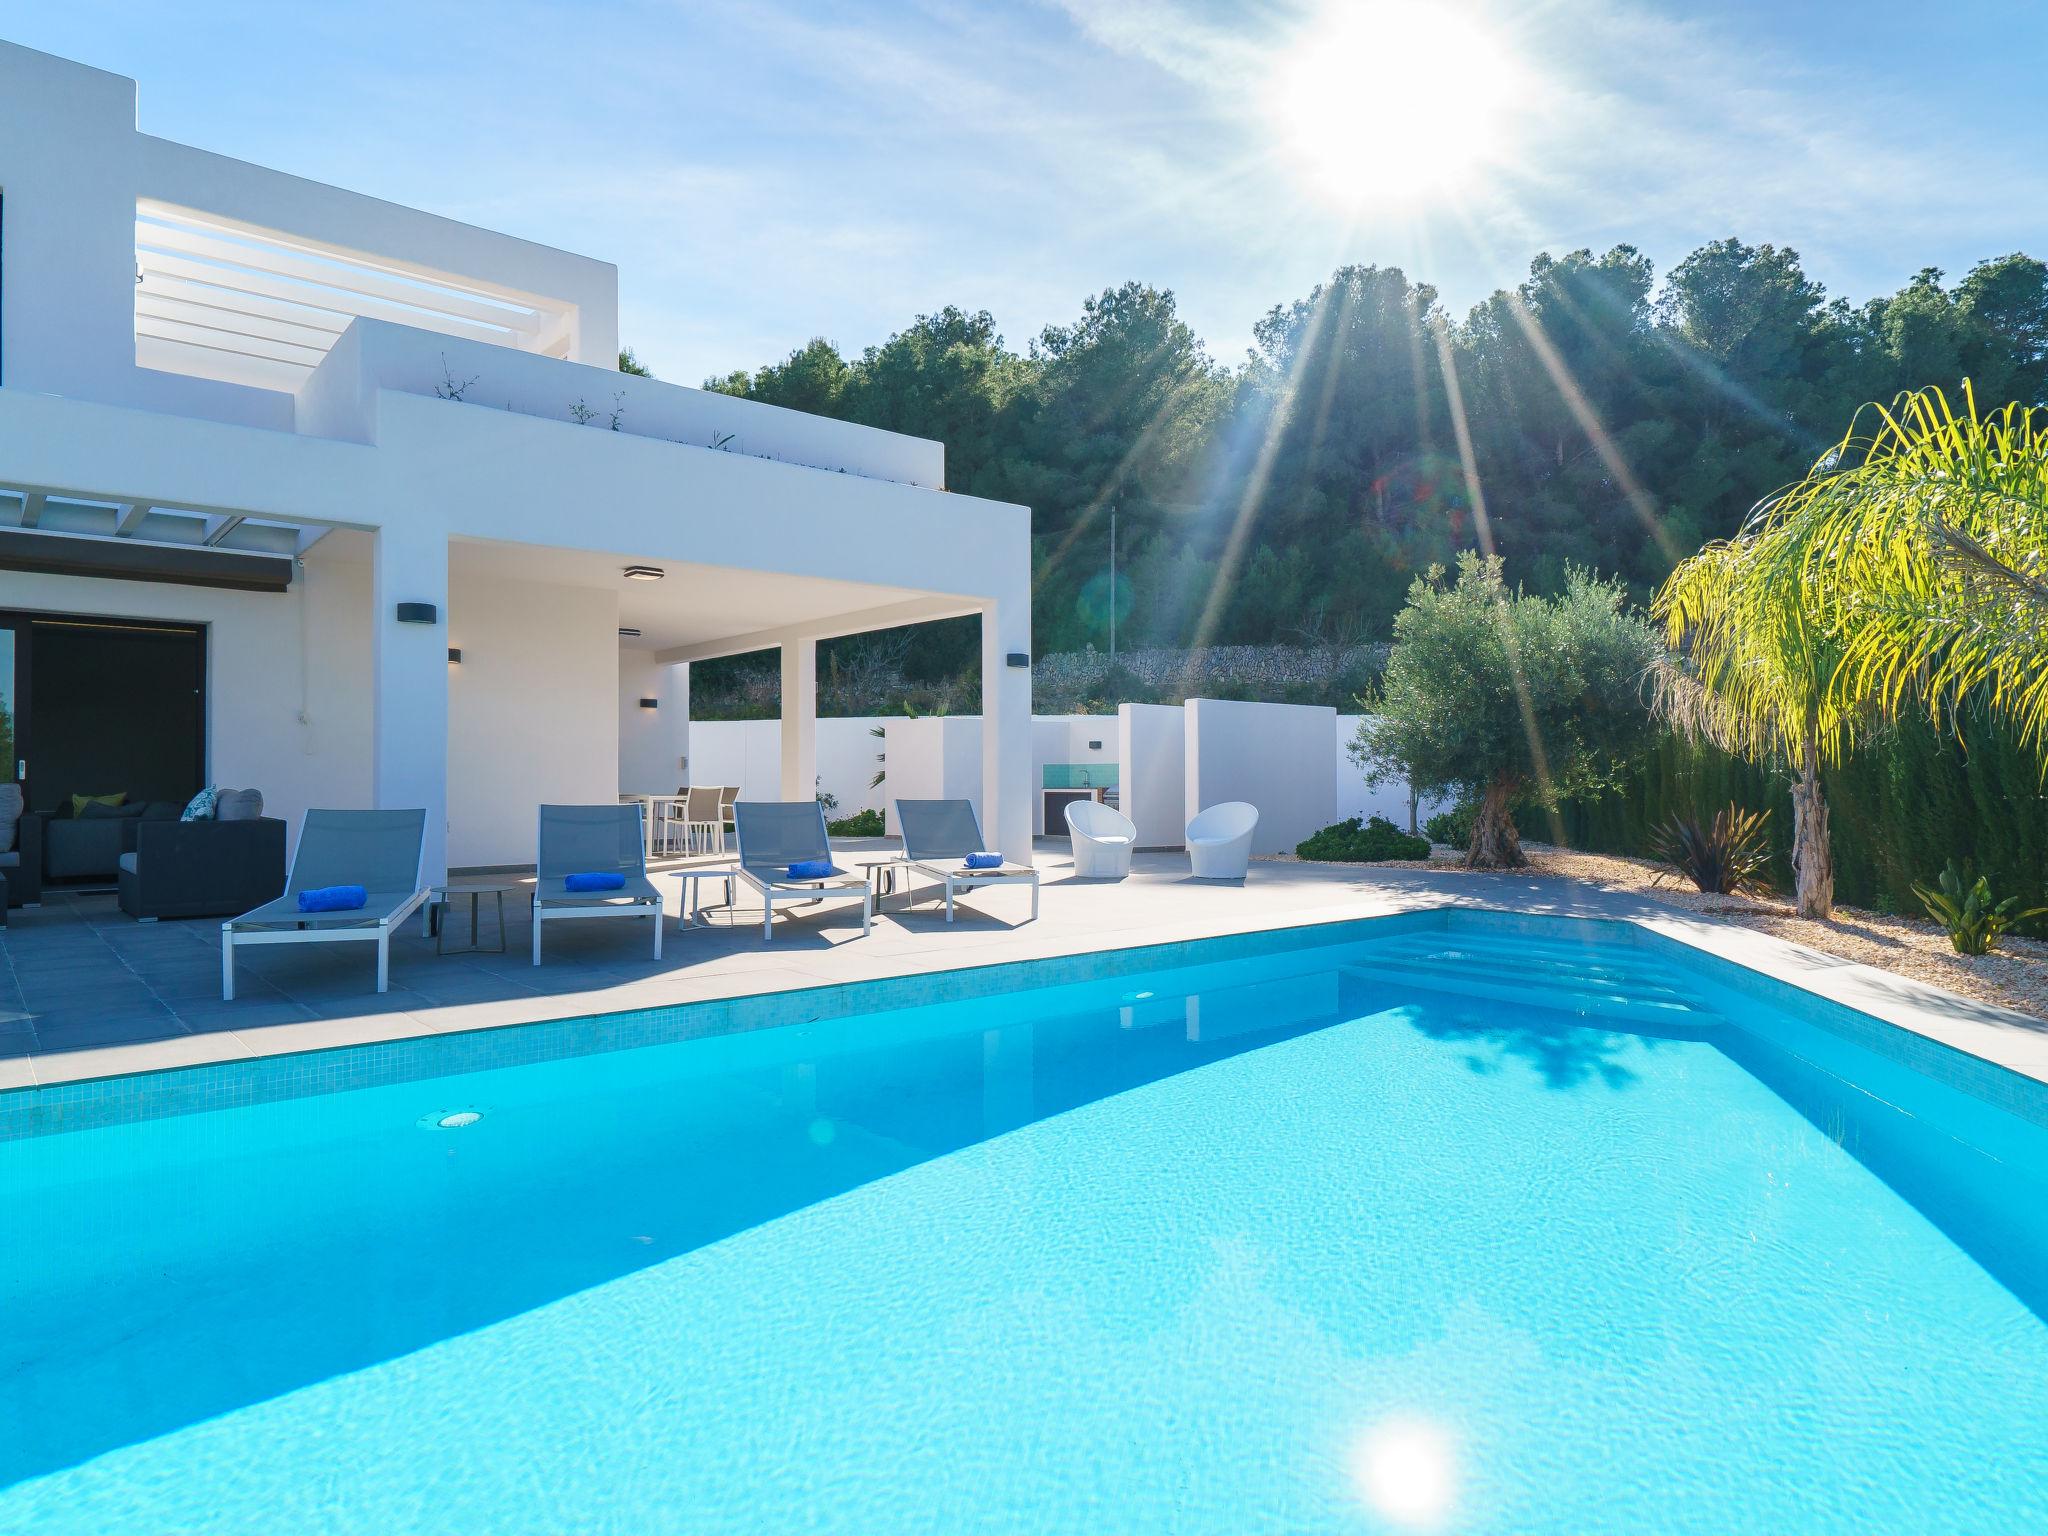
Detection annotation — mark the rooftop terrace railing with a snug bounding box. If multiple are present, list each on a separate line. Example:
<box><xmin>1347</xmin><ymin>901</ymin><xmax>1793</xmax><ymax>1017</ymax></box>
<box><xmin>296</xmin><ymin>320</ymin><xmax>946</xmax><ymax>491</ymax></box>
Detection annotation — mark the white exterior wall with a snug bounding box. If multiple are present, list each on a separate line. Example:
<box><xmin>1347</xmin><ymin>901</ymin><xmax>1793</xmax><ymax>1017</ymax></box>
<box><xmin>446</xmin><ymin>573</ymin><xmax>618</xmax><ymax>869</ymax></box>
<box><xmin>0</xmin><ymin>41</ymin><xmax>1038</xmax><ymax>875</ymax></box>
<box><xmin>1184</xmin><ymin>699</ymin><xmax>1337</xmax><ymax>856</ymax></box>
<box><xmin>618</xmin><ymin>657</ymin><xmax>690</xmax><ymax>795</ymax></box>
<box><xmin>0</xmin><ymin>541</ymin><xmax>374</xmax><ymax>854</ymax></box>
<box><xmin>1117</xmin><ymin>703</ymin><xmax>1188</xmax><ymax>850</ymax></box>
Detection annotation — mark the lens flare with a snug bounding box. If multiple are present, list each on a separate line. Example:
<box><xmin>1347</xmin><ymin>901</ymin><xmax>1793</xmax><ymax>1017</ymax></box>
<box><xmin>1349</xmin><ymin>1415</ymin><xmax>1459</xmax><ymax>1528</ymax></box>
<box><xmin>1268</xmin><ymin>3</ymin><xmax>1524</xmax><ymax>207</ymax></box>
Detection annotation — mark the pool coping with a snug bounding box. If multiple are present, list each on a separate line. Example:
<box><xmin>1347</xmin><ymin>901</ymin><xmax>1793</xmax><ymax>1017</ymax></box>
<box><xmin>3</xmin><ymin>896</ymin><xmax>2045</xmax><ymax>1143</ymax></box>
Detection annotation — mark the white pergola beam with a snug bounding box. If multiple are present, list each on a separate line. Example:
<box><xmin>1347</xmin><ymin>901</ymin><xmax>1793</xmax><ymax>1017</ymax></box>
<box><xmin>115</xmin><ymin>502</ymin><xmax>151</xmax><ymax>535</ymax></box>
<box><xmin>138</xmin><ymin>252</ymin><xmax>526</xmax><ymax>349</ymax></box>
<box><xmin>137</xmin><ymin>221</ymin><xmax>555</xmax><ymax>337</ymax></box>
<box><xmin>202</xmin><ymin>514</ymin><xmax>246</xmax><ymax>546</ymax></box>
<box><xmin>19</xmin><ymin>492</ymin><xmax>45</xmax><ymax>528</ymax></box>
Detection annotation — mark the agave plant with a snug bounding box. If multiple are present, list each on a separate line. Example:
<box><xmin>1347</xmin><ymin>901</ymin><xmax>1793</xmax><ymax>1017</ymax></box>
<box><xmin>1651</xmin><ymin>803</ymin><xmax>1773</xmax><ymax>897</ymax></box>
<box><xmin>1911</xmin><ymin>860</ymin><xmax>2048</xmax><ymax>956</ymax></box>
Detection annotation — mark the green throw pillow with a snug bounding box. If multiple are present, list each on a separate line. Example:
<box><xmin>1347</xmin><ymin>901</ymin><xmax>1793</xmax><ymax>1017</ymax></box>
<box><xmin>70</xmin><ymin>792</ymin><xmax>126</xmax><ymax>818</ymax></box>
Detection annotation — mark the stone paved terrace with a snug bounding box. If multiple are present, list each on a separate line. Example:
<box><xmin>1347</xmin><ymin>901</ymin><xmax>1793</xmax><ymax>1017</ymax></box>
<box><xmin>3</xmin><ymin>842</ymin><xmax>2045</xmax><ymax>1094</ymax></box>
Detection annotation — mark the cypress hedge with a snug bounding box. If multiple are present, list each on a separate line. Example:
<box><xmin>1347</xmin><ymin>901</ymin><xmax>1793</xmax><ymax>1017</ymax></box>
<box><xmin>1550</xmin><ymin>701</ymin><xmax>2048</xmax><ymax>935</ymax></box>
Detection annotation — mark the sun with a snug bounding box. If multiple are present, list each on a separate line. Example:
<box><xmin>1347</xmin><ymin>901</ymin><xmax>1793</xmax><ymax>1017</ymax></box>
<box><xmin>1267</xmin><ymin>3</ymin><xmax>1526</xmax><ymax>209</ymax></box>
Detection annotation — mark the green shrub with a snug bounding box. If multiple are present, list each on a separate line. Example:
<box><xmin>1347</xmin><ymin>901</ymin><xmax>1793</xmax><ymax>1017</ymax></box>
<box><xmin>827</xmin><ymin>808</ymin><xmax>885</xmax><ymax>838</ymax></box>
<box><xmin>1296</xmin><ymin>815</ymin><xmax>1431</xmax><ymax>863</ymax></box>
<box><xmin>1911</xmin><ymin>860</ymin><xmax>2047</xmax><ymax>955</ymax></box>
<box><xmin>1422</xmin><ymin>801</ymin><xmax>1475</xmax><ymax>847</ymax></box>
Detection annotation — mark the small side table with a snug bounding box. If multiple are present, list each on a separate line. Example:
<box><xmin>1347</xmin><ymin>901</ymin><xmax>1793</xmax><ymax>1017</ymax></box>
<box><xmin>855</xmin><ymin>856</ymin><xmax>905</xmax><ymax>898</ymax></box>
<box><xmin>426</xmin><ymin>883</ymin><xmax>522</xmax><ymax>955</ymax></box>
<box><xmin>677</xmin><ymin>864</ymin><xmax>739</xmax><ymax>928</ymax></box>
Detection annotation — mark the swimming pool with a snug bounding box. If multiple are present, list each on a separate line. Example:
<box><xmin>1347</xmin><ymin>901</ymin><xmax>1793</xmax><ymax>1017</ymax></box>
<box><xmin>3</xmin><ymin>910</ymin><xmax>2045</xmax><ymax>1533</ymax></box>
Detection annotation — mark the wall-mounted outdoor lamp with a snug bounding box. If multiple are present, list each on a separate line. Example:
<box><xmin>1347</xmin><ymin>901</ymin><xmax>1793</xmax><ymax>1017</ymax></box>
<box><xmin>639</xmin><ymin>697</ymin><xmax>659</xmax><ymax>709</ymax></box>
<box><xmin>1006</xmin><ymin>652</ymin><xmax>1029</xmax><ymax>667</ymax></box>
<box><xmin>1088</xmin><ymin>740</ymin><xmax>1102</xmax><ymax>750</ymax></box>
<box><xmin>448</xmin><ymin>648</ymin><xmax>462</xmax><ymax>664</ymax></box>
<box><xmin>396</xmin><ymin>602</ymin><xmax>439</xmax><ymax>624</ymax></box>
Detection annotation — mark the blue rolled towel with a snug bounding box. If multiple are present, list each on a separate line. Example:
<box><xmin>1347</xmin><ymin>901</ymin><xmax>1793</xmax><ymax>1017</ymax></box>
<box><xmin>786</xmin><ymin>858</ymin><xmax>835</xmax><ymax>880</ymax></box>
<box><xmin>965</xmin><ymin>852</ymin><xmax>1004</xmax><ymax>870</ymax></box>
<box><xmin>298</xmin><ymin>884</ymin><xmax>366</xmax><ymax>913</ymax></box>
<box><xmin>564</xmin><ymin>871</ymin><xmax>626</xmax><ymax>892</ymax></box>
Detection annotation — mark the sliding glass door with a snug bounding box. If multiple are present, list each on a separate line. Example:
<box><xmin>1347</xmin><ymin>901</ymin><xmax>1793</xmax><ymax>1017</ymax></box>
<box><xmin>0</xmin><ymin>620</ymin><xmax>23</xmax><ymax>799</ymax></box>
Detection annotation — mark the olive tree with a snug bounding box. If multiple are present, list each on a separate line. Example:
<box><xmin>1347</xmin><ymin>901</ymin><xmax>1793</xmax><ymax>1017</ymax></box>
<box><xmin>1353</xmin><ymin>553</ymin><xmax>1661</xmax><ymax>868</ymax></box>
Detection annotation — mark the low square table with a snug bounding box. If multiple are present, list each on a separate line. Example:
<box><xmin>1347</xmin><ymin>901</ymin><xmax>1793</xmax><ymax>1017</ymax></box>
<box><xmin>425</xmin><ymin>882</ymin><xmax>524</xmax><ymax>955</ymax></box>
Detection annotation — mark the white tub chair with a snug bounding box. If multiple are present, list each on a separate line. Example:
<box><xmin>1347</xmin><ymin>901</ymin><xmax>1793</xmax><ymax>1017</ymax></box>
<box><xmin>1185</xmin><ymin>801</ymin><xmax>1258</xmax><ymax>880</ymax></box>
<box><xmin>1066</xmin><ymin>799</ymin><xmax>1137</xmax><ymax>879</ymax></box>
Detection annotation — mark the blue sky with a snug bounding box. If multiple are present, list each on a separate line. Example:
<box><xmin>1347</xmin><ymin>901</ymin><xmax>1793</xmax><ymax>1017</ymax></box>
<box><xmin>11</xmin><ymin>1</ymin><xmax>2045</xmax><ymax>381</ymax></box>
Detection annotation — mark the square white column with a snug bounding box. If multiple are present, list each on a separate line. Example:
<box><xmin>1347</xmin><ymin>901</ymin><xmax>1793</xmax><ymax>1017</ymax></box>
<box><xmin>980</xmin><ymin>594</ymin><xmax>1033</xmax><ymax>861</ymax></box>
<box><xmin>371</xmin><ymin>522</ymin><xmax>449</xmax><ymax>884</ymax></box>
<box><xmin>779</xmin><ymin>638</ymin><xmax>817</xmax><ymax>801</ymax></box>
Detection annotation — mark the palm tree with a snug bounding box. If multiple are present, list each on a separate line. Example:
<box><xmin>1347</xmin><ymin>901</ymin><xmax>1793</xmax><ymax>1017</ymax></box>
<box><xmin>1653</xmin><ymin>531</ymin><xmax>1854</xmax><ymax>919</ymax></box>
<box><xmin>1784</xmin><ymin>383</ymin><xmax>2048</xmax><ymax>753</ymax></box>
<box><xmin>1654</xmin><ymin>382</ymin><xmax>2048</xmax><ymax>920</ymax></box>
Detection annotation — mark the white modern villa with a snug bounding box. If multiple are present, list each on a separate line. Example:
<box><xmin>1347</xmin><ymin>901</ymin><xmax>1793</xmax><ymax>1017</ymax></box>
<box><xmin>0</xmin><ymin>40</ymin><xmax>1033</xmax><ymax>886</ymax></box>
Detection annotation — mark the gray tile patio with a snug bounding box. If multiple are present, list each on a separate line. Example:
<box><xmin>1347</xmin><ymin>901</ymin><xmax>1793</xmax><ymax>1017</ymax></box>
<box><xmin>4</xmin><ymin>840</ymin><xmax>2045</xmax><ymax>1093</ymax></box>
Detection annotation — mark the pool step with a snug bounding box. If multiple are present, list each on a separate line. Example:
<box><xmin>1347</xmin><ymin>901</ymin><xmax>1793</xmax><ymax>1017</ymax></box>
<box><xmin>1339</xmin><ymin>934</ymin><xmax>1719</xmax><ymax>1029</ymax></box>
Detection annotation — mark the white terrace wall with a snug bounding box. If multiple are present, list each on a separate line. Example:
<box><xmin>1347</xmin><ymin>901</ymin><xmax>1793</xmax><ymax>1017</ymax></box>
<box><xmin>1184</xmin><ymin>699</ymin><xmax>1337</xmax><ymax>856</ymax></box>
<box><xmin>1117</xmin><ymin>703</ymin><xmax>1186</xmax><ymax>850</ymax></box>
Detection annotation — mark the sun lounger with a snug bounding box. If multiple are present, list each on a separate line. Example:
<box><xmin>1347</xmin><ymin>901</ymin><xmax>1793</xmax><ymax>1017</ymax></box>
<box><xmin>894</xmin><ymin>798</ymin><xmax>1038</xmax><ymax>923</ymax></box>
<box><xmin>532</xmin><ymin>803</ymin><xmax>665</xmax><ymax>964</ymax></box>
<box><xmin>733</xmin><ymin>801</ymin><xmax>873</xmax><ymax>941</ymax></box>
<box><xmin>220</xmin><ymin>808</ymin><xmax>429</xmax><ymax>999</ymax></box>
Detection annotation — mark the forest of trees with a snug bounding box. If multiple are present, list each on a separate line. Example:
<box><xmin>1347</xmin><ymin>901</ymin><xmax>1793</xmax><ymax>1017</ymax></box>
<box><xmin>685</xmin><ymin>240</ymin><xmax>2048</xmax><ymax>700</ymax></box>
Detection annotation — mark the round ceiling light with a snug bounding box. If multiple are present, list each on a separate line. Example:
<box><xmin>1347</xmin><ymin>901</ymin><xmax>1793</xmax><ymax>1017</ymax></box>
<box><xmin>623</xmin><ymin>565</ymin><xmax>666</xmax><ymax>581</ymax></box>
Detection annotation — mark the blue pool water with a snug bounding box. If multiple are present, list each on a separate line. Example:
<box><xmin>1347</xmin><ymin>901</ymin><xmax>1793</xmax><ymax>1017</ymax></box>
<box><xmin>3</xmin><ymin>914</ymin><xmax>2046</xmax><ymax>1533</ymax></box>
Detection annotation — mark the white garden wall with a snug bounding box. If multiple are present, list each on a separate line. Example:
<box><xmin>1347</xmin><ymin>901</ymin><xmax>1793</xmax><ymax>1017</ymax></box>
<box><xmin>1117</xmin><ymin>703</ymin><xmax>1186</xmax><ymax>849</ymax></box>
<box><xmin>687</xmin><ymin>717</ymin><xmax>894</xmax><ymax>819</ymax></box>
<box><xmin>882</xmin><ymin>717</ymin><xmax>984</xmax><ymax>835</ymax></box>
<box><xmin>1031</xmin><ymin>714</ymin><xmax>1117</xmax><ymax>835</ymax></box>
<box><xmin>1184</xmin><ymin>699</ymin><xmax>1337</xmax><ymax>856</ymax></box>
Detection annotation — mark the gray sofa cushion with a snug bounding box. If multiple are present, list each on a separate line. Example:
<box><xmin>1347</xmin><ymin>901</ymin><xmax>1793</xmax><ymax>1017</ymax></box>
<box><xmin>118</xmin><ymin>851</ymin><xmax>139</xmax><ymax>875</ymax></box>
<box><xmin>0</xmin><ymin>783</ymin><xmax>17</xmax><ymax>854</ymax></box>
<box><xmin>0</xmin><ymin>850</ymin><xmax>18</xmax><ymax>870</ymax></box>
<box><xmin>216</xmin><ymin>788</ymin><xmax>264</xmax><ymax>822</ymax></box>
